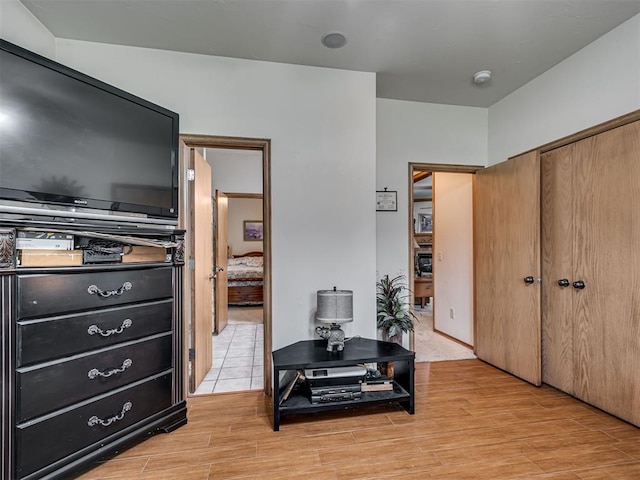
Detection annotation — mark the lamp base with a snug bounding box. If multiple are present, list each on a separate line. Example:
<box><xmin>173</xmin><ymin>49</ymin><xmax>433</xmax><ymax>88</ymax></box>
<box><xmin>315</xmin><ymin>323</ymin><xmax>346</xmax><ymax>352</ymax></box>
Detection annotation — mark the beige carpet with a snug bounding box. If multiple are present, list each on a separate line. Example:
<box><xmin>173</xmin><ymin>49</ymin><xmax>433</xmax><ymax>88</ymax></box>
<box><xmin>228</xmin><ymin>306</ymin><xmax>263</xmax><ymax>324</ymax></box>
<box><xmin>413</xmin><ymin>305</ymin><xmax>476</xmax><ymax>363</ymax></box>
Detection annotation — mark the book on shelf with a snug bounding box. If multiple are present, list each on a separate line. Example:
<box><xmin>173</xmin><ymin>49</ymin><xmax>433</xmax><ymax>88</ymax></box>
<box><xmin>16</xmin><ymin>234</ymin><xmax>74</xmax><ymax>250</ymax></box>
<box><xmin>17</xmin><ymin>231</ymin><xmax>74</xmax><ymax>240</ymax></box>
<box><xmin>279</xmin><ymin>370</ymin><xmax>302</xmax><ymax>404</ymax></box>
<box><xmin>361</xmin><ymin>375</ymin><xmax>394</xmax><ymax>392</ymax></box>
<box><xmin>19</xmin><ymin>249</ymin><xmax>83</xmax><ymax>267</ymax></box>
<box><xmin>361</xmin><ymin>381</ymin><xmax>394</xmax><ymax>392</ymax></box>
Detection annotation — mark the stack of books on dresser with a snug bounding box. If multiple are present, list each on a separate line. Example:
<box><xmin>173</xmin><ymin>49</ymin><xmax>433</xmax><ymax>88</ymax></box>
<box><xmin>16</xmin><ymin>231</ymin><xmax>82</xmax><ymax>267</ymax></box>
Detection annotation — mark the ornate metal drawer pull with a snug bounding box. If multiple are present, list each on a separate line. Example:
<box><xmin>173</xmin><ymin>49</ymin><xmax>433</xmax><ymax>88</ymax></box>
<box><xmin>87</xmin><ymin>281</ymin><xmax>132</xmax><ymax>298</ymax></box>
<box><xmin>87</xmin><ymin>358</ymin><xmax>133</xmax><ymax>379</ymax></box>
<box><xmin>87</xmin><ymin>401</ymin><xmax>132</xmax><ymax>427</ymax></box>
<box><xmin>87</xmin><ymin>318</ymin><xmax>133</xmax><ymax>337</ymax></box>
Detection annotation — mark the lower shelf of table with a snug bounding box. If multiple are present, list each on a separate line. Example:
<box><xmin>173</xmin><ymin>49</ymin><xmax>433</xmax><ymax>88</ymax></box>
<box><xmin>278</xmin><ymin>382</ymin><xmax>411</xmax><ymax>416</ymax></box>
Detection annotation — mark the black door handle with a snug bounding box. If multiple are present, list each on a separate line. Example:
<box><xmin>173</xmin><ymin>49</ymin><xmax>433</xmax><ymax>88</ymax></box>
<box><xmin>557</xmin><ymin>278</ymin><xmax>570</xmax><ymax>287</ymax></box>
<box><xmin>573</xmin><ymin>280</ymin><xmax>586</xmax><ymax>290</ymax></box>
<box><xmin>524</xmin><ymin>276</ymin><xmax>534</xmax><ymax>285</ymax></box>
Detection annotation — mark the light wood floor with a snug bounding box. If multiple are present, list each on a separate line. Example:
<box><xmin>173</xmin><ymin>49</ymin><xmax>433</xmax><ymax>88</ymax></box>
<box><xmin>77</xmin><ymin>360</ymin><xmax>640</xmax><ymax>479</ymax></box>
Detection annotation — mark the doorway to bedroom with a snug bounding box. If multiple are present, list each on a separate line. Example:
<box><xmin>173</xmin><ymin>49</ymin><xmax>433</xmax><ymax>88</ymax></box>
<box><xmin>208</xmin><ymin>190</ymin><xmax>264</xmax><ymax>394</ymax></box>
<box><xmin>180</xmin><ymin>135</ymin><xmax>271</xmax><ymax>398</ymax></box>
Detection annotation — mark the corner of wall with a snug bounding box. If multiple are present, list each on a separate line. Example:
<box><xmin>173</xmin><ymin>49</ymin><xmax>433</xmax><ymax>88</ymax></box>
<box><xmin>1</xmin><ymin>0</ymin><xmax>56</xmax><ymax>59</ymax></box>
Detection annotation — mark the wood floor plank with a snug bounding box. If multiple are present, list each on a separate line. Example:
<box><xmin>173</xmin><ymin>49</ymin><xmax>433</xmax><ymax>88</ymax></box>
<box><xmin>136</xmin><ymin>464</ymin><xmax>212</xmax><ymax>480</ymax></box>
<box><xmin>143</xmin><ymin>444</ymin><xmax>257</xmax><ymax>472</ymax></box>
<box><xmin>432</xmin><ymin>439</ymin><xmax>537</xmax><ymax>465</ymax></box>
<box><xmin>256</xmin><ymin>431</ymin><xmax>355</xmax><ymax>457</ymax></box>
<box><xmin>523</xmin><ymin>430</ymin><xmax>622</xmax><ymax>453</ymax></box>
<box><xmin>72</xmin><ymin>360</ymin><xmax>639</xmax><ymax>480</ymax></box>
<box><xmin>575</xmin><ymin>462</ymin><xmax>640</xmax><ymax>479</ymax></box>
<box><xmin>427</xmin><ymin>455</ymin><xmax>544</xmax><ymax>479</ymax></box>
<box><xmin>335</xmin><ymin>451</ymin><xmax>441</xmax><ymax>479</ymax></box>
<box><xmin>532</xmin><ymin>446</ymin><xmax>635</xmax><ymax>473</ymax></box>
<box><xmin>115</xmin><ymin>432</ymin><xmax>212</xmax><ymax>459</ymax></box>
<box><xmin>317</xmin><ymin>437</ymin><xmax>423</xmax><ymax>466</ymax></box>
<box><xmin>525</xmin><ymin>473</ymin><xmax>582</xmax><ymax>479</ymax></box>
<box><xmin>74</xmin><ymin>456</ymin><xmax>148</xmax><ymax>479</ymax></box>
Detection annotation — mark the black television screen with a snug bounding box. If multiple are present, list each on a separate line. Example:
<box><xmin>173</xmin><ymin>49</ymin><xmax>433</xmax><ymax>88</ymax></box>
<box><xmin>0</xmin><ymin>39</ymin><xmax>179</xmax><ymax>220</ymax></box>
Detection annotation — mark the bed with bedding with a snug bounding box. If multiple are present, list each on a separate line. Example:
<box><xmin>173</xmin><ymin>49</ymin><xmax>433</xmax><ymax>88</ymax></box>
<box><xmin>227</xmin><ymin>251</ymin><xmax>263</xmax><ymax>306</ymax></box>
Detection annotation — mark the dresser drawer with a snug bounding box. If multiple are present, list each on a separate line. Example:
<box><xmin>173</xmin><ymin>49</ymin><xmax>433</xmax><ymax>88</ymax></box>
<box><xmin>17</xmin><ymin>299</ymin><xmax>173</xmax><ymax>366</ymax></box>
<box><xmin>16</xmin><ymin>372</ymin><xmax>173</xmax><ymax>479</ymax></box>
<box><xmin>17</xmin><ymin>333</ymin><xmax>172</xmax><ymax>422</ymax></box>
<box><xmin>17</xmin><ymin>267</ymin><xmax>173</xmax><ymax>318</ymax></box>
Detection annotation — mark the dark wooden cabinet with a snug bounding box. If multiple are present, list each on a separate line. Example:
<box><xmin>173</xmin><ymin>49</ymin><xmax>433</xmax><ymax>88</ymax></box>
<box><xmin>17</xmin><ymin>299</ymin><xmax>173</xmax><ymax>366</ymax></box>
<box><xmin>17</xmin><ymin>267</ymin><xmax>173</xmax><ymax>317</ymax></box>
<box><xmin>16</xmin><ymin>373</ymin><xmax>174</xmax><ymax>478</ymax></box>
<box><xmin>1</xmin><ymin>223</ymin><xmax>187</xmax><ymax>480</ymax></box>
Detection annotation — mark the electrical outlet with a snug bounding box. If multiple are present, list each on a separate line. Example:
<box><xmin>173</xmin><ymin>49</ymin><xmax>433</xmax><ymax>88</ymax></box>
<box><xmin>438</xmin><ymin>251</ymin><xmax>443</xmax><ymax>261</ymax></box>
<box><xmin>449</xmin><ymin>307</ymin><xmax>455</xmax><ymax>319</ymax></box>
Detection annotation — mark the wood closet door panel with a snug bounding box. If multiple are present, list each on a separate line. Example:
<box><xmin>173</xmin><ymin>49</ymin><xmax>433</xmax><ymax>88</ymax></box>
<box><xmin>541</xmin><ymin>145</ymin><xmax>576</xmax><ymax>394</ymax></box>
<box><xmin>474</xmin><ymin>151</ymin><xmax>541</xmax><ymax>386</ymax></box>
<box><xmin>573</xmin><ymin>120</ymin><xmax>640</xmax><ymax>426</ymax></box>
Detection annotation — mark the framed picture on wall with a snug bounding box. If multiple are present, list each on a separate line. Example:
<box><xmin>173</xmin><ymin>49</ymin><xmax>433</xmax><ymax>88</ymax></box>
<box><xmin>376</xmin><ymin>190</ymin><xmax>397</xmax><ymax>211</ymax></box>
<box><xmin>418</xmin><ymin>214</ymin><xmax>432</xmax><ymax>233</ymax></box>
<box><xmin>243</xmin><ymin>220</ymin><xmax>263</xmax><ymax>241</ymax></box>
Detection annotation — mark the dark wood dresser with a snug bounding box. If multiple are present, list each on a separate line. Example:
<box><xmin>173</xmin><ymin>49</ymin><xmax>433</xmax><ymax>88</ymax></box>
<box><xmin>1</xmin><ymin>222</ymin><xmax>187</xmax><ymax>480</ymax></box>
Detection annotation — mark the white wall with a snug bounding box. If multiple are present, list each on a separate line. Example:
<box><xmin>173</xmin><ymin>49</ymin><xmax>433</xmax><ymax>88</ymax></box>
<box><xmin>3</xmin><ymin>11</ymin><xmax>377</xmax><ymax>349</ymax></box>
<box><xmin>489</xmin><ymin>13</ymin><xmax>640</xmax><ymax>165</ymax></box>
<box><xmin>433</xmin><ymin>173</ymin><xmax>474</xmax><ymax>345</ymax></box>
<box><xmin>206</xmin><ymin>148</ymin><xmax>262</xmax><ymax>195</ymax></box>
<box><xmin>54</xmin><ymin>40</ymin><xmax>377</xmax><ymax>349</ymax></box>
<box><xmin>376</xmin><ymin>98</ymin><xmax>487</xmax><ymax>286</ymax></box>
<box><xmin>0</xmin><ymin>0</ymin><xmax>56</xmax><ymax>58</ymax></box>
<box><xmin>228</xmin><ymin>198</ymin><xmax>263</xmax><ymax>256</ymax></box>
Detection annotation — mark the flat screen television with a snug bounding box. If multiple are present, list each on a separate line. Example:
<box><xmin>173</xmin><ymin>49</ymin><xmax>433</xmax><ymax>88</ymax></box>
<box><xmin>0</xmin><ymin>39</ymin><xmax>179</xmax><ymax>223</ymax></box>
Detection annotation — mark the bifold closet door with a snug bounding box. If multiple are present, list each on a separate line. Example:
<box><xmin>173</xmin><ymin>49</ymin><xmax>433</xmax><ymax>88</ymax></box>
<box><xmin>572</xmin><ymin>120</ymin><xmax>640</xmax><ymax>426</ymax></box>
<box><xmin>542</xmin><ymin>120</ymin><xmax>640</xmax><ymax>427</ymax></box>
<box><xmin>475</xmin><ymin>151</ymin><xmax>541</xmax><ymax>386</ymax></box>
<box><xmin>541</xmin><ymin>144</ymin><xmax>575</xmax><ymax>395</ymax></box>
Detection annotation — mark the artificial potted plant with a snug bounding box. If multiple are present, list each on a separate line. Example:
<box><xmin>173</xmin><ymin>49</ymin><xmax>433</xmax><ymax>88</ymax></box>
<box><xmin>376</xmin><ymin>274</ymin><xmax>418</xmax><ymax>344</ymax></box>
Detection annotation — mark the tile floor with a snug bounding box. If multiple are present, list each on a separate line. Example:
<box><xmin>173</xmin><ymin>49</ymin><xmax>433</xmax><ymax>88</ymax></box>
<box><xmin>193</xmin><ymin>321</ymin><xmax>264</xmax><ymax>394</ymax></box>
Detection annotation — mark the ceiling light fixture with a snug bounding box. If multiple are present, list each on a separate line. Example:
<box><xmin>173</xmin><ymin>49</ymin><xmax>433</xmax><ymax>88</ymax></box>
<box><xmin>473</xmin><ymin>70</ymin><xmax>492</xmax><ymax>85</ymax></box>
<box><xmin>321</xmin><ymin>32</ymin><xmax>347</xmax><ymax>49</ymax></box>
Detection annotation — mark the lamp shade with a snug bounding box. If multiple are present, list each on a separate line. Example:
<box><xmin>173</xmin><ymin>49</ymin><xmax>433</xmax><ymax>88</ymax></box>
<box><xmin>316</xmin><ymin>289</ymin><xmax>353</xmax><ymax>324</ymax></box>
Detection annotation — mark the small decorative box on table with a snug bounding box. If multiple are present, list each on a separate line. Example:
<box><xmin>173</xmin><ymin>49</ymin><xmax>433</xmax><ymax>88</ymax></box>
<box><xmin>272</xmin><ymin>337</ymin><xmax>415</xmax><ymax>431</ymax></box>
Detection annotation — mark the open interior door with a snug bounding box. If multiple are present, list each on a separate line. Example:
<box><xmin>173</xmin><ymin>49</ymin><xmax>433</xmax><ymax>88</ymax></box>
<box><xmin>191</xmin><ymin>148</ymin><xmax>214</xmax><ymax>388</ymax></box>
<box><xmin>214</xmin><ymin>191</ymin><xmax>229</xmax><ymax>334</ymax></box>
<box><xmin>474</xmin><ymin>152</ymin><xmax>541</xmax><ymax>386</ymax></box>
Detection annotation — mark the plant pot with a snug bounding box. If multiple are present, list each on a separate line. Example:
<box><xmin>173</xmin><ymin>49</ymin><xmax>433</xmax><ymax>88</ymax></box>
<box><xmin>381</xmin><ymin>330</ymin><xmax>403</xmax><ymax>345</ymax></box>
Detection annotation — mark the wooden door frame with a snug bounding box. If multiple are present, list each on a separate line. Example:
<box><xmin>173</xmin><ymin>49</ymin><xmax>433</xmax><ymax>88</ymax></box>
<box><xmin>181</xmin><ymin>134</ymin><xmax>272</xmax><ymax>397</ymax></box>
<box><xmin>408</xmin><ymin>163</ymin><xmax>483</xmax><ymax>352</ymax></box>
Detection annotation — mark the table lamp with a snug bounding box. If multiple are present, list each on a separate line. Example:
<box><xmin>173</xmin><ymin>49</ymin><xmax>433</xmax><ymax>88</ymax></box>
<box><xmin>315</xmin><ymin>287</ymin><xmax>353</xmax><ymax>352</ymax></box>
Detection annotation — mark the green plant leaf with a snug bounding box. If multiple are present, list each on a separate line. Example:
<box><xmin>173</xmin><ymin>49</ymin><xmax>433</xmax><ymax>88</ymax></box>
<box><xmin>376</xmin><ymin>274</ymin><xmax>419</xmax><ymax>335</ymax></box>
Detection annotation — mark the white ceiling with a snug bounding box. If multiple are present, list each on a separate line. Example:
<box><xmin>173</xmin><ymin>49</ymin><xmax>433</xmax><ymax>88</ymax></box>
<box><xmin>414</xmin><ymin>175</ymin><xmax>433</xmax><ymax>201</ymax></box>
<box><xmin>20</xmin><ymin>0</ymin><xmax>640</xmax><ymax>108</ymax></box>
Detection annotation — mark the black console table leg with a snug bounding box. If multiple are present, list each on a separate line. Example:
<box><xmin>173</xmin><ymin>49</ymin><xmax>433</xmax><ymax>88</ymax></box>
<box><xmin>273</xmin><ymin>369</ymin><xmax>280</xmax><ymax>431</ymax></box>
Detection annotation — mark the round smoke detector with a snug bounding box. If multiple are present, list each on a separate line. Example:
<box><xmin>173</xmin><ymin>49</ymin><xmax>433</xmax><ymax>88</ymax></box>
<box><xmin>473</xmin><ymin>70</ymin><xmax>492</xmax><ymax>84</ymax></box>
<box><xmin>321</xmin><ymin>32</ymin><xmax>347</xmax><ymax>49</ymax></box>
